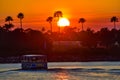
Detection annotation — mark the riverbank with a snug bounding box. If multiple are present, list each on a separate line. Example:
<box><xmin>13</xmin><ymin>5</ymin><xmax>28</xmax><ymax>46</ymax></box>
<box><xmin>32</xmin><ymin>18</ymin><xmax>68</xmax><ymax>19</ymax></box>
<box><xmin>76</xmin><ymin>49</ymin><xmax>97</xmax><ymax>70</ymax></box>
<box><xmin>0</xmin><ymin>47</ymin><xmax>120</xmax><ymax>63</ymax></box>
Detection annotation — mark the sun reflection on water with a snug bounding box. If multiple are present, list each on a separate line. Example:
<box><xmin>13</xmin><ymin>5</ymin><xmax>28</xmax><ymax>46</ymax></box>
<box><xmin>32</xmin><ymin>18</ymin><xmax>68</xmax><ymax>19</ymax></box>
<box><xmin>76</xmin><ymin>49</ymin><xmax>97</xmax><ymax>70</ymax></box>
<box><xmin>55</xmin><ymin>71</ymin><xmax>69</xmax><ymax>80</ymax></box>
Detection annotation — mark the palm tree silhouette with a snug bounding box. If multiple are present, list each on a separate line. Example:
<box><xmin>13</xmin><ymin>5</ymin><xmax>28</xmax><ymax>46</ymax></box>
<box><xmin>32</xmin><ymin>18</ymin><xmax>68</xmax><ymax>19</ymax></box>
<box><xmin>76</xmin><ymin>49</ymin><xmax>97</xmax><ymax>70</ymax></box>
<box><xmin>54</xmin><ymin>11</ymin><xmax>63</xmax><ymax>33</ymax></box>
<box><xmin>78</xmin><ymin>18</ymin><xmax>86</xmax><ymax>31</ymax></box>
<box><xmin>5</xmin><ymin>16</ymin><xmax>13</xmax><ymax>25</ymax></box>
<box><xmin>54</xmin><ymin>11</ymin><xmax>63</xmax><ymax>19</ymax></box>
<box><xmin>111</xmin><ymin>16</ymin><xmax>118</xmax><ymax>29</ymax></box>
<box><xmin>46</xmin><ymin>16</ymin><xmax>53</xmax><ymax>33</ymax></box>
<box><xmin>17</xmin><ymin>12</ymin><xmax>24</xmax><ymax>29</ymax></box>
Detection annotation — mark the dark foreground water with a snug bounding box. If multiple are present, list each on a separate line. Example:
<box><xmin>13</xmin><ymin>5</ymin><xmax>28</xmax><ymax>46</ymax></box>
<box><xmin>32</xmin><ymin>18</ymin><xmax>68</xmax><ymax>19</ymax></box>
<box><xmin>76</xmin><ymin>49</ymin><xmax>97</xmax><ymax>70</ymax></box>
<box><xmin>0</xmin><ymin>62</ymin><xmax>120</xmax><ymax>80</ymax></box>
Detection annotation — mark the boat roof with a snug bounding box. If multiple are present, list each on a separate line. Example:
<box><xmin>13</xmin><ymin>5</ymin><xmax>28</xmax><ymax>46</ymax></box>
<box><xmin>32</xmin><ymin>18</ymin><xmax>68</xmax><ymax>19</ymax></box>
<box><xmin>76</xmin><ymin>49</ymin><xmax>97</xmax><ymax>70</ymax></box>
<box><xmin>23</xmin><ymin>55</ymin><xmax>46</xmax><ymax>57</ymax></box>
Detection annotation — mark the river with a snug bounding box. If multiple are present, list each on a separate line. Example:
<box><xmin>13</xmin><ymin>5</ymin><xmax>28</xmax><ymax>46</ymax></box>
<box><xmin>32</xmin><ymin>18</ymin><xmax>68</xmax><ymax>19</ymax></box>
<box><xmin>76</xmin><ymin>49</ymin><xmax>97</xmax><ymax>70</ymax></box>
<box><xmin>0</xmin><ymin>62</ymin><xmax>120</xmax><ymax>80</ymax></box>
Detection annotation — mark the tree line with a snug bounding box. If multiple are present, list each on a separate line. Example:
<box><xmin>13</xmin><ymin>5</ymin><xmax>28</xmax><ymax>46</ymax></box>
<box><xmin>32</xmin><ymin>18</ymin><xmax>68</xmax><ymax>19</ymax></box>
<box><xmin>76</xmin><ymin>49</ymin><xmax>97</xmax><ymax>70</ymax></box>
<box><xmin>0</xmin><ymin>11</ymin><xmax>120</xmax><ymax>62</ymax></box>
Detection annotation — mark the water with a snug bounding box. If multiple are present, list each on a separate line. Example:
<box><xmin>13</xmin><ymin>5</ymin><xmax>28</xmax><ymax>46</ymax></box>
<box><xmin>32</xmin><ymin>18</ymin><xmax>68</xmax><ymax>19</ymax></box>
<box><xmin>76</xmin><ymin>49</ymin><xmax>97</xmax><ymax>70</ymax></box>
<box><xmin>0</xmin><ymin>62</ymin><xmax>120</xmax><ymax>80</ymax></box>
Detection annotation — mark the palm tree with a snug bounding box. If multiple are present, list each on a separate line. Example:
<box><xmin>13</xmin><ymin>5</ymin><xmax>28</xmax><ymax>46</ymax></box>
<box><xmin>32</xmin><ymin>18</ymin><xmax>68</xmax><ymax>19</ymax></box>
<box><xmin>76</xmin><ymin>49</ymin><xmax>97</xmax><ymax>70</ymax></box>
<box><xmin>5</xmin><ymin>16</ymin><xmax>13</xmax><ymax>25</ymax></box>
<box><xmin>111</xmin><ymin>16</ymin><xmax>118</xmax><ymax>29</ymax></box>
<box><xmin>54</xmin><ymin>11</ymin><xmax>63</xmax><ymax>33</ymax></box>
<box><xmin>78</xmin><ymin>18</ymin><xmax>86</xmax><ymax>31</ymax></box>
<box><xmin>17</xmin><ymin>12</ymin><xmax>24</xmax><ymax>29</ymax></box>
<box><xmin>54</xmin><ymin>11</ymin><xmax>63</xmax><ymax>19</ymax></box>
<box><xmin>46</xmin><ymin>16</ymin><xmax>53</xmax><ymax>33</ymax></box>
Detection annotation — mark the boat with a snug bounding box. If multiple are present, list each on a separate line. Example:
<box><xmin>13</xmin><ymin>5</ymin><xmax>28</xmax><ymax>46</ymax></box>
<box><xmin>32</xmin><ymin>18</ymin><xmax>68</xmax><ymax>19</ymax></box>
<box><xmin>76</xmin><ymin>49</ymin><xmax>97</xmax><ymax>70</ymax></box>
<box><xmin>21</xmin><ymin>55</ymin><xmax>47</xmax><ymax>70</ymax></box>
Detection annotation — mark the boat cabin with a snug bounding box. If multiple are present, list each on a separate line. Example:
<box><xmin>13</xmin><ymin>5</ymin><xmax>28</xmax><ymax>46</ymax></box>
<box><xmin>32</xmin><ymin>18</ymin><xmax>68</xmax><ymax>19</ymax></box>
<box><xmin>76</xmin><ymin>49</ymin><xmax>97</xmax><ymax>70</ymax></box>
<box><xmin>21</xmin><ymin>55</ymin><xmax>47</xmax><ymax>70</ymax></box>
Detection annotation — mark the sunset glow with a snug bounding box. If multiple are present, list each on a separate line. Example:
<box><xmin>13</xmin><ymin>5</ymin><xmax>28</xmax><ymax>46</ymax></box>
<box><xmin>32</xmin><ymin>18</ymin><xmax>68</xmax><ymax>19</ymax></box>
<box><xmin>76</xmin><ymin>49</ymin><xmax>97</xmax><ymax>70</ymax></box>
<box><xmin>1</xmin><ymin>1</ymin><xmax>120</xmax><ymax>77</ymax></box>
<box><xmin>0</xmin><ymin>0</ymin><xmax>120</xmax><ymax>31</ymax></box>
<box><xmin>57</xmin><ymin>18</ymin><xmax>70</xmax><ymax>27</ymax></box>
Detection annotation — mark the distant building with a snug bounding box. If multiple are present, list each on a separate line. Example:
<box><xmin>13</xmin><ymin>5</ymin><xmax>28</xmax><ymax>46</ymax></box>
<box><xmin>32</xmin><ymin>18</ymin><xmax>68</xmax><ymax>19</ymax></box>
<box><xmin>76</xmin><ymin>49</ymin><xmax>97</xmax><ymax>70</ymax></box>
<box><xmin>52</xmin><ymin>41</ymin><xmax>82</xmax><ymax>51</ymax></box>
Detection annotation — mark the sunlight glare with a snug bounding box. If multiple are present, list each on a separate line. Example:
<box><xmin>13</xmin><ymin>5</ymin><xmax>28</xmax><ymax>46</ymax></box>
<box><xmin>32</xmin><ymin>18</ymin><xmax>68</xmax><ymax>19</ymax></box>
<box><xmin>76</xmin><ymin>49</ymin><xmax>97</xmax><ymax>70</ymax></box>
<box><xmin>57</xmin><ymin>18</ymin><xmax>70</xmax><ymax>27</ymax></box>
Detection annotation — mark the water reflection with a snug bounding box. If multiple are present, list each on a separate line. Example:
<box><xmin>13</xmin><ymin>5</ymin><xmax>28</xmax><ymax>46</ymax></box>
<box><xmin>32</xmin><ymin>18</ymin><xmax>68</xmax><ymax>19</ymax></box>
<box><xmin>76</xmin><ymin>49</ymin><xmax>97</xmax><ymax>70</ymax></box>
<box><xmin>55</xmin><ymin>71</ymin><xmax>69</xmax><ymax>80</ymax></box>
<box><xmin>1</xmin><ymin>62</ymin><xmax>120</xmax><ymax>80</ymax></box>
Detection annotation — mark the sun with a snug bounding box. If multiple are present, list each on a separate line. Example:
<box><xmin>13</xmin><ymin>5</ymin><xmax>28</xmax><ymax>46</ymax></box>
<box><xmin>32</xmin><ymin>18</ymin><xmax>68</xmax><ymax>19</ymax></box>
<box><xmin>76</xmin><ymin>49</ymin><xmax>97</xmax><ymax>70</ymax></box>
<box><xmin>57</xmin><ymin>18</ymin><xmax>70</xmax><ymax>27</ymax></box>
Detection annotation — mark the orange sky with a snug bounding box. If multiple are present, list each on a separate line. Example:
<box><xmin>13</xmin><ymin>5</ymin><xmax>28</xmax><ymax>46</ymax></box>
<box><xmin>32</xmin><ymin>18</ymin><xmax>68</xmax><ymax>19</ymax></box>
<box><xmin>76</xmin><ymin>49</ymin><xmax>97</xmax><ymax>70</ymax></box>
<box><xmin>0</xmin><ymin>0</ymin><xmax>120</xmax><ymax>31</ymax></box>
